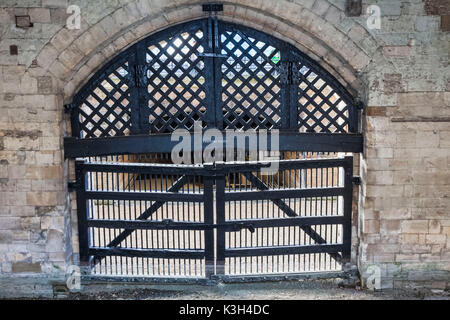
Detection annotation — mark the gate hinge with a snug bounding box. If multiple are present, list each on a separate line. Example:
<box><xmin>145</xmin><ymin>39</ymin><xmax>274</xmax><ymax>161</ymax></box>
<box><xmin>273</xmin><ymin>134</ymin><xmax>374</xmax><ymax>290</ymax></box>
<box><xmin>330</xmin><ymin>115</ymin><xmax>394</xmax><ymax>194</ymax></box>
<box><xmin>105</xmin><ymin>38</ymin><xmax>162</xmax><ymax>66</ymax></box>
<box><xmin>68</xmin><ymin>181</ymin><xmax>80</xmax><ymax>191</ymax></box>
<box><xmin>63</xmin><ymin>102</ymin><xmax>76</xmax><ymax>114</ymax></box>
<box><xmin>352</xmin><ymin>176</ymin><xmax>361</xmax><ymax>185</ymax></box>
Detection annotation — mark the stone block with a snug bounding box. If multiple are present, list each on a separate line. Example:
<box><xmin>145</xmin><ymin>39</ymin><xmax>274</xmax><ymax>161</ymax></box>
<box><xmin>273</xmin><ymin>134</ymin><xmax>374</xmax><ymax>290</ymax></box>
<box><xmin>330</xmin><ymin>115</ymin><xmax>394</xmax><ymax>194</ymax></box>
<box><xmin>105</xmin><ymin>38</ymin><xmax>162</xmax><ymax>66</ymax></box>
<box><xmin>12</xmin><ymin>262</ymin><xmax>41</xmax><ymax>273</ymax></box>
<box><xmin>384</xmin><ymin>73</ymin><xmax>405</xmax><ymax>94</ymax></box>
<box><xmin>45</xmin><ymin>229</ymin><xmax>64</xmax><ymax>253</ymax></box>
<box><xmin>0</xmin><ymin>217</ymin><xmax>21</xmax><ymax>230</ymax></box>
<box><xmin>26</xmin><ymin>192</ymin><xmax>58</xmax><ymax>206</ymax></box>
<box><xmin>367</xmin><ymin>170</ymin><xmax>394</xmax><ymax>185</ymax></box>
<box><xmin>26</xmin><ymin>165</ymin><xmax>61</xmax><ymax>180</ymax></box>
<box><xmin>58</xmin><ymin>45</ymin><xmax>84</xmax><ymax>70</ymax></box>
<box><xmin>383</xmin><ymin>46</ymin><xmax>411</xmax><ymax>57</ymax></box>
<box><xmin>395</xmin><ymin>253</ymin><xmax>421</xmax><ymax>262</ymax></box>
<box><xmin>366</xmin><ymin>107</ymin><xmax>386</xmax><ymax>117</ymax></box>
<box><xmin>28</xmin><ymin>8</ymin><xmax>51</xmax><ymax>24</ymax></box>
<box><xmin>426</xmin><ymin>234</ymin><xmax>447</xmax><ymax>245</ymax></box>
<box><xmin>50</xmin><ymin>8</ymin><xmax>68</xmax><ymax>25</ymax></box>
<box><xmin>380</xmin><ymin>220</ymin><xmax>401</xmax><ymax>235</ymax></box>
<box><xmin>401</xmin><ymin>220</ymin><xmax>429</xmax><ymax>234</ymax></box>
<box><xmin>35</xmin><ymin>206</ymin><xmax>57</xmax><ymax>216</ymax></box>
<box><xmin>382</xmin><ymin>2</ymin><xmax>402</xmax><ymax>16</ymax></box>
<box><xmin>401</xmin><ymin>234</ymin><xmax>419</xmax><ymax>244</ymax></box>
<box><xmin>442</xmin><ymin>15</ymin><xmax>450</xmax><ymax>31</ymax></box>
<box><xmin>364</xmin><ymin>219</ymin><xmax>380</xmax><ymax>234</ymax></box>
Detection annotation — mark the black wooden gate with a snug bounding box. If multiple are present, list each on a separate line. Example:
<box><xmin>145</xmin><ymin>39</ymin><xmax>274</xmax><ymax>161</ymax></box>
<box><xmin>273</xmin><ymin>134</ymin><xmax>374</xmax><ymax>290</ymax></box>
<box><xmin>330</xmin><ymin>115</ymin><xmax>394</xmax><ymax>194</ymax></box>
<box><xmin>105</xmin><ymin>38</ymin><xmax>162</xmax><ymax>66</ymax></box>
<box><xmin>65</xmin><ymin>18</ymin><xmax>363</xmax><ymax>282</ymax></box>
<box><xmin>74</xmin><ymin>156</ymin><xmax>353</xmax><ymax>281</ymax></box>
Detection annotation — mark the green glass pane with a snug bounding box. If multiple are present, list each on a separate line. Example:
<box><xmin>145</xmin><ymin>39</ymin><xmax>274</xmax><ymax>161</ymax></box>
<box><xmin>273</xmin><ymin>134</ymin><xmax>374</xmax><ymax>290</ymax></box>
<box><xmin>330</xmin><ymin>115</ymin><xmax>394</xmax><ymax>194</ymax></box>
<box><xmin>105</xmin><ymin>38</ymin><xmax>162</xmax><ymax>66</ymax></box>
<box><xmin>271</xmin><ymin>50</ymin><xmax>280</xmax><ymax>64</ymax></box>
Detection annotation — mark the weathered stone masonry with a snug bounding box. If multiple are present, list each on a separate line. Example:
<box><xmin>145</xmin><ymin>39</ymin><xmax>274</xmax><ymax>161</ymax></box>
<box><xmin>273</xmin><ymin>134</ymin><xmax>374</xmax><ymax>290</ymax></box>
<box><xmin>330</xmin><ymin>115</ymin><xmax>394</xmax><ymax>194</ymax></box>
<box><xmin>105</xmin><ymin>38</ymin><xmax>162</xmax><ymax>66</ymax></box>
<box><xmin>0</xmin><ymin>0</ymin><xmax>448</xmax><ymax>296</ymax></box>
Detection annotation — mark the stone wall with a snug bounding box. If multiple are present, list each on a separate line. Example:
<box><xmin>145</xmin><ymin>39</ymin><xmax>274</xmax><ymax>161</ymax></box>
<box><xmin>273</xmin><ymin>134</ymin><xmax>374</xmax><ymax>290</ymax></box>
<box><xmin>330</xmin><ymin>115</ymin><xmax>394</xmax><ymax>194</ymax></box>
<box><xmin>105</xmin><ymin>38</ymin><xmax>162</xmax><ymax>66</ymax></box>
<box><xmin>0</xmin><ymin>0</ymin><xmax>448</xmax><ymax>296</ymax></box>
<box><xmin>358</xmin><ymin>0</ymin><xmax>450</xmax><ymax>290</ymax></box>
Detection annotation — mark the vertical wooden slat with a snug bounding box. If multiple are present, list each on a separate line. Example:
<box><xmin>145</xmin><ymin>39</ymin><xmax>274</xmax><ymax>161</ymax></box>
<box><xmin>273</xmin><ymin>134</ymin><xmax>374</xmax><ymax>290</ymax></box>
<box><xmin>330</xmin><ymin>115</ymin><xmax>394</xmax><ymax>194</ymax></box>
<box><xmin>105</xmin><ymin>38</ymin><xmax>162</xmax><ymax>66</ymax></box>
<box><xmin>215</xmin><ymin>173</ymin><xmax>226</xmax><ymax>275</ymax></box>
<box><xmin>203</xmin><ymin>175</ymin><xmax>215</xmax><ymax>278</ymax></box>
<box><xmin>204</xmin><ymin>18</ymin><xmax>217</xmax><ymax>129</ymax></box>
<box><xmin>129</xmin><ymin>49</ymin><xmax>142</xmax><ymax>134</ymax></box>
<box><xmin>342</xmin><ymin>156</ymin><xmax>353</xmax><ymax>262</ymax></box>
<box><xmin>75</xmin><ymin>160</ymin><xmax>90</xmax><ymax>265</ymax></box>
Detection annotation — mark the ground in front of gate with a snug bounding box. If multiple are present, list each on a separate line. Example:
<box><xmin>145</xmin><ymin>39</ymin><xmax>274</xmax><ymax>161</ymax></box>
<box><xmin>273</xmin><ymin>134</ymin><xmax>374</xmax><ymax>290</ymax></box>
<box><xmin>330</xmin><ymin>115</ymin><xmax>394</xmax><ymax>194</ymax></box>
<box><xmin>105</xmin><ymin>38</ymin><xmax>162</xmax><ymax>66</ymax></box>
<box><xmin>59</xmin><ymin>280</ymin><xmax>449</xmax><ymax>300</ymax></box>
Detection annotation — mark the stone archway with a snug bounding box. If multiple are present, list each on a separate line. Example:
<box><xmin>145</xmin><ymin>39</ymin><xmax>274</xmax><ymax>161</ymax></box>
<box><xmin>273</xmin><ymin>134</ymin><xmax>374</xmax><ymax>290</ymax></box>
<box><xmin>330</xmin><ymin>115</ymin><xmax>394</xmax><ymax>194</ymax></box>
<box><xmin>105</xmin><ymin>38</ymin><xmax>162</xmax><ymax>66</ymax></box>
<box><xmin>34</xmin><ymin>0</ymin><xmax>375</xmax><ymax>102</ymax></box>
<box><xmin>18</xmin><ymin>0</ymin><xmax>375</xmax><ymax>283</ymax></box>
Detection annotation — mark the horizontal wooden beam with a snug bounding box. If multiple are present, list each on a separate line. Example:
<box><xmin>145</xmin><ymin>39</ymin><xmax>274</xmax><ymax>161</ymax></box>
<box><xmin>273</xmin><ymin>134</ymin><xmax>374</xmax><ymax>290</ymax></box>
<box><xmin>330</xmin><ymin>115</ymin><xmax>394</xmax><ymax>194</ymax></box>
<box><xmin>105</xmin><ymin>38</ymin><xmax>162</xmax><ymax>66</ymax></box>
<box><xmin>77</xmin><ymin>156</ymin><xmax>351</xmax><ymax>175</ymax></box>
<box><xmin>85</xmin><ymin>190</ymin><xmax>204</xmax><ymax>202</ymax></box>
<box><xmin>225</xmin><ymin>244</ymin><xmax>344</xmax><ymax>257</ymax></box>
<box><xmin>88</xmin><ymin>219</ymin><xmax>207</xmax><ymax>230</ymax></box>
<box><xmin>225</xmin><ymin>215</ymin><xmax>345</xmax><ymax>229</ymax></box>
<box><xmin>89</xmin><ymin>247</ymin><xmax>205</xmax><ymax>259</ymax></box>
<box><xmin>64</xmin><ymin>132</ymin><xmax>363</xmax><ymax>158</ymax></box>
<box><xmin>87</xmin><ymin>215</ymin><xmax>345</xmax><ymax>231</ymax></box>
<box><xmin>223</xmin><ymin>187</ymin><xmax>345</xmax><ymax>201</ymax></box>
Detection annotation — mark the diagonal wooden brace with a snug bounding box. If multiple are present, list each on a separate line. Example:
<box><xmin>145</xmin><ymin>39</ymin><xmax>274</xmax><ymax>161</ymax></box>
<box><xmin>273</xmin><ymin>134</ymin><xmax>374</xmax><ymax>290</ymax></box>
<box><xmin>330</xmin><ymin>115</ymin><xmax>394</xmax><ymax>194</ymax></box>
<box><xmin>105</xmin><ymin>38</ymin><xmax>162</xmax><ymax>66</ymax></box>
<box><xmin>106</xmin><ymin>175</ymin><xmax>190</xmax><ymax>248</ymax></box>
<box><xmin>242</xmin><ymin>172</ymin><xmax>343</xmax><ymax>263</ymax></box>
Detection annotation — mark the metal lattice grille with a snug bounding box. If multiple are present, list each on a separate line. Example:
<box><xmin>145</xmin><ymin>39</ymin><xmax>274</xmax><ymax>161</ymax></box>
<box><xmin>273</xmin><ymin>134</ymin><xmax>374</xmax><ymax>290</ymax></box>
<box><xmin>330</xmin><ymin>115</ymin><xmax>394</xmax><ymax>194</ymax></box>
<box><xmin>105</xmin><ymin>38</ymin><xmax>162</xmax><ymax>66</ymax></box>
<box><xmin>145</xmin><ymin>29</ymin><xmax>208</xmax><ymax>133</ymax></box>
<box><xmin>295</xmin><ymin>62</ymin><xmax>350</xmax><ymax>133</ymax></box>
<box><xmin>220</xmin><ymin>30</ymin><xmax>282</xmax><ymax>130</ymax></box>
<box><xmin>78</xmin><ymin>62</ymin><xmax>131</xmax><ymax>138</ymax></box>
<box><xmin>71</xmin><ymin>19</ymin><xmax>358</xmax><ymax>139</ymax></box>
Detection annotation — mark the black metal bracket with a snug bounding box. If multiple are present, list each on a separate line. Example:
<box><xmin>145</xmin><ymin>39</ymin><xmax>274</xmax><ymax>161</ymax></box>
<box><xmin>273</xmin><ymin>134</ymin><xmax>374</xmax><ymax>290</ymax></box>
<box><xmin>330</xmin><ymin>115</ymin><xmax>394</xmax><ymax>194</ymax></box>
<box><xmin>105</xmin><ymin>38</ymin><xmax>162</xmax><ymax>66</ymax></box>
<box><xmin>202</xmin><ymin>3</ymin><xmax>223</xmax><ymax>12</ymax></box>
<box><xmin>68</xmin><ymin>181</ymin><xmax>80</xmax><ymax>192</ymax></box>
<box><xmin>356</xmin><ymin>100</ymin><xmax>365</xmax><ymax>110</ymax></box>
<box><xmin>64</xmin><ymin>102</ymin><xmax>76</xmax><ymax>114</ymax></box>
<box><xmin>352</xmin><ymin>176</ymin><xmax>361</xmax><ymax>185</ymax></box>
<box><xmin>162</xmin><ymin>219</ymin><xmax>255</xmax><ymax>233</ymax></box>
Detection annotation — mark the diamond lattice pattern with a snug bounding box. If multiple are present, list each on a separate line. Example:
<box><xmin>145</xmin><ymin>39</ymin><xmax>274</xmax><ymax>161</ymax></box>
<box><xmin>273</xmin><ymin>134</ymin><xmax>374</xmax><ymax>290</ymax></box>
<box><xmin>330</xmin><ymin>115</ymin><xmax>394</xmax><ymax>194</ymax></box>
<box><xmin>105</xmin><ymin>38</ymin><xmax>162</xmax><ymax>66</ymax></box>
<box><xmin>296</xmin><ymin>62</ymin><xmax>350</xmax><ymax>133</ymax></box>
<box><xmin>145</xmin><ymin>29</ymin><xmax>207</xmax><ymax>133</ymax></box>
<box><xmin>220</xmin><ymin>30</ymin><xmax>282</xmax><ymax>130</ymax></box>
<box><xmin>78</xmin><ymin>62</ymin><xmax>131</xmax><ymax>138</ymax></box>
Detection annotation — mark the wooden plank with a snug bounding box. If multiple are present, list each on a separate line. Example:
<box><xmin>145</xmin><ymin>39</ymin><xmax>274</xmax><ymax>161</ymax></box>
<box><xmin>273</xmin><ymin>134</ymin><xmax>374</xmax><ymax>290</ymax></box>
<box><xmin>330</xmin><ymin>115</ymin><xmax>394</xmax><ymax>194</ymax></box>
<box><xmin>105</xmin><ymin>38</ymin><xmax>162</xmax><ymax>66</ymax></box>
<box><xmin>87</xmin><ymin>219</ymin><xmax>207</xmax><ymax>230</ymax></box>
<box><xmin>223</xmin><ymin>187</ymin><xmax>345</xmax><ymax>201</ymax></box>
<box><xmin>85</xmin><ymin>190</ymin><xmax>204</xmax><ymax>202</ymax></box>
<box><xmin>64</xmin><ymin>132</ymin><xmax>363</xmax><ymax>158</ymax></box>
<box><xmin>225</xmin><ymin>216</ymin><xmax>345</xmax><ymax>228</ymax></box>
<box><xmin>87</xmin><ymin>215</ymin><xmax>345</xmax><ymax>230</ymax></box>
<box><xmin>75</xmin><ymin>160</ymin><xmax>89</xmax><ymax>264</ymax></box>
<box><xmin>81</xmin><ymin>162</ymin><xmax>211</xmax><ymax>175</ymax></box>
<box><xmin>225</xmin><ymin>244</ymin><xmax>344</xmax><ymax>257</ymax></box>
<box><xmin>90</xmin><ymin>247</ymin><xmax>205</xmax><ymax>259</ymax></box>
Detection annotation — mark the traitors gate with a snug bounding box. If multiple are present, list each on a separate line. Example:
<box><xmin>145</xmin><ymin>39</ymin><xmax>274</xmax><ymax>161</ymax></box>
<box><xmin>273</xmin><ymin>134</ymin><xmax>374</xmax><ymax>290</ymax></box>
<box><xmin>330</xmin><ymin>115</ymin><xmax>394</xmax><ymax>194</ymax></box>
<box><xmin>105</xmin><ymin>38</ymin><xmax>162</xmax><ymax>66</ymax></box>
<box><xmin>64</xmin><ymin>17</ymin><xmax>363</xmax><ymax>282</ymax></box>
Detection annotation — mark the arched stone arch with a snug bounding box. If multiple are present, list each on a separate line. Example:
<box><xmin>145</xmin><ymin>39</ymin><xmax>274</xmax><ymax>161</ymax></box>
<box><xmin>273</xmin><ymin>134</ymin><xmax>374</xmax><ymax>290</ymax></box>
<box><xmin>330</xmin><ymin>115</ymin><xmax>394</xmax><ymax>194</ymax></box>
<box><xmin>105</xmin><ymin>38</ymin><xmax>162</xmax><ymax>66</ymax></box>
<box><xmin>33</xmin><ymin>0</ymin><xmax>377</xmax><ymax>102</ymax></box>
